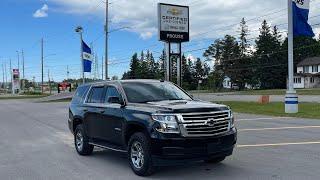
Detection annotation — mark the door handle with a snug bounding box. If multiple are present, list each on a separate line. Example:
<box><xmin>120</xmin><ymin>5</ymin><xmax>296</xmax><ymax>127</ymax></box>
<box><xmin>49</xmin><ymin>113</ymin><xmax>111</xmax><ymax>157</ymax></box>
<box><xmin>99</xmin><ymin>110</ymin><xmax>105</xmax><ymax>114</ymax></box>
<box><xmin>83</xmin><ymin>108</ymin><xmax>88</xmax><ymax>112</ymax></box>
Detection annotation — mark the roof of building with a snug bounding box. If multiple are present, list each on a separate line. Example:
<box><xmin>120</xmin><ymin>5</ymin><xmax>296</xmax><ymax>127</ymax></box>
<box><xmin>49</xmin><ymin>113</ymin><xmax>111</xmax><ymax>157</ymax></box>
<box><xmin>297</xmin><ymin>57</ymin><xmax>320</xmax><ymax>66</ymax></box>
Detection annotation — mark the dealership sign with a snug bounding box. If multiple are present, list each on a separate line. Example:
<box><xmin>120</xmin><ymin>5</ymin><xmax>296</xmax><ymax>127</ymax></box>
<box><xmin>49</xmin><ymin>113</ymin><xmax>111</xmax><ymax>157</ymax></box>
<box><xmin>158</xmin><ymin>3</ymin><xmax>189</xmax><ymax>42</ymax></box>
<box><xmin>12</xmin><ymin>69</ymin><xmax>20</xmax><ymax>90</ymax></box>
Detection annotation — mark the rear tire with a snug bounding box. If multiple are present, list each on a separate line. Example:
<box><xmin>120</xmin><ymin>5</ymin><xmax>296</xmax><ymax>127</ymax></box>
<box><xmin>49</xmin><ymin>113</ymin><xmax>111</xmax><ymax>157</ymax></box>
<box><xmin>128</xmin><ymin>132</ymin><xmax>155</xmax><ymax>176</ymax></box>
<box><xmin>74</xmin><ymin>124</ymin><xmax>94</xmax><ymax>156</ymax></box>
<box><xmin>204</xmin><ymin>156</ymin><xmax>226</xmax><ymax>163</ymax></box>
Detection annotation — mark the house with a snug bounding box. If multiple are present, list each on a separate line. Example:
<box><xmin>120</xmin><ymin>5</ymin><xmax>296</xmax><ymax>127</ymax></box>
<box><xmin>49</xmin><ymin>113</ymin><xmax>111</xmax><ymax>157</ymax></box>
<box><xmin>223</xmin><ymin>77</ymin><xmax>232</xmax><ymax>89</ymax></box>
<box><xmin>294</xmin><ymin>57</ymin><xmax>320</xmax><ymax>89</ymax></box>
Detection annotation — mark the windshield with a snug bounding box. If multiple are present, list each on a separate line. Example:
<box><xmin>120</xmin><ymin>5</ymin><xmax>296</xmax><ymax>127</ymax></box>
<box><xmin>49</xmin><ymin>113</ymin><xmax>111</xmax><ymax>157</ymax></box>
<box><xmin>121</xmin><ymin>82</ymin><xmax>192</xmax><ymax>103</ymax></box>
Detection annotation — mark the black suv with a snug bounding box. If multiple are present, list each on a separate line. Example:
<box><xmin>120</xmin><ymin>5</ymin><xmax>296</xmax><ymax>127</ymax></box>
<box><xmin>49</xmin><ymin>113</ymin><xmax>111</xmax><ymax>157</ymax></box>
<box><xmin>68</xmin><ymin>80</ymin><xmax>237</xmax><ymax>176</ymax></box>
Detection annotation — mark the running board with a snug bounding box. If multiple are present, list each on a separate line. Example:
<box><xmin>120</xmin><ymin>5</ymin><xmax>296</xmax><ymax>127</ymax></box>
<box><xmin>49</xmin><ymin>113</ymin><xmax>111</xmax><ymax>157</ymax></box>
<box><xmin>89</xmin><ymin>141</ymin><xmax>127</xmax><ymax>153</ymax></box>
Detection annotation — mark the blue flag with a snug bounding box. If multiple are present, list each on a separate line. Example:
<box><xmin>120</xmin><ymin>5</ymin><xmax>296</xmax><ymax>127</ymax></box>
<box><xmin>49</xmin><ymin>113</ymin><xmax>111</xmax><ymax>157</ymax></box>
<box><xmin>82</xmin><ymin>40</ymin><xmax>93</xmax><ymax>73</ymax></box>
<box><xmin>292</xmin><ymin>0</ymin><xmax>315</xmax><ymax>37</ymax></box>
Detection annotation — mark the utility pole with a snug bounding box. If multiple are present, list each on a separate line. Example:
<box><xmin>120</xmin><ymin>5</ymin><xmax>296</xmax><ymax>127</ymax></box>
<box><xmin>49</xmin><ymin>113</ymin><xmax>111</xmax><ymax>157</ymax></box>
<box><xmin>285</xmin><ymin>0</ymin><xmax>298</xmax><ymax>113</ymax></box>
<box><xmin>21</xmin><ymin>49</ymin><xmax>25</xmax><ymax>92</ymax></box>
<box><xmin>4</xmin><ymin>61</ymin><xmax>7</xmax><ymax>92</ymax></box>
<box><xmin>21</xmin><ymin>49</ymin><xmax>25</xmax><ymax>79</ymax></box>
<box><xmin>41</xmin><ymin>38</ymin><xmax>44</xmax><ymax>94</ymax></box>
<box><xmin>16</xmin><ymin>51</ymin><xmax>20</xmax><ymax>72</ymax></box>
<box><xmin>101</xmin><ymin>56</ymin><xmax>104</xmax><ymax>80</ymax></box>
<box><xmin>1</xmin><ymin>63</ymin><xmax>4</xmax><ymax>89</ymax></box>
<box><xmin>105</xmin><ymin>0</ymin><xmax>109</xmax><ymax>80</ymax></box>
<box><xmin>10</xmin><ymin>59</ymin><xmax>13</xmax><ymax>95</ymax></box>
<box><xmin>67</xmin><ymin>65</ymin><xmax>70</xmax><ymax>80</ymax></box>
<box><xmin>48</xmin><ymin>69</ymin><xmax>51</xmax><ymax>95</ymax></box>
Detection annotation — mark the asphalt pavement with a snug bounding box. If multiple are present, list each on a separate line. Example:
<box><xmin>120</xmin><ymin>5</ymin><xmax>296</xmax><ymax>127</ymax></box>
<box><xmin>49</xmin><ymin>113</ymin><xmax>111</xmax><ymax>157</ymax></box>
<box><xmin>1</xmin><ymin>100</ymin><xmax>320</xmax><ymax>179</ymax></box>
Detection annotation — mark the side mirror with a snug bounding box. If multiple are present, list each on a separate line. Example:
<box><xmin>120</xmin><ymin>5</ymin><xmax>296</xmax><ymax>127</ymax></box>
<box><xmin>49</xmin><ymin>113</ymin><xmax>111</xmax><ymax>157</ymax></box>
<box><xmin>108</xmin><ymin>96</ymin><xmax>121</xmax><ymax>104</ymax></box>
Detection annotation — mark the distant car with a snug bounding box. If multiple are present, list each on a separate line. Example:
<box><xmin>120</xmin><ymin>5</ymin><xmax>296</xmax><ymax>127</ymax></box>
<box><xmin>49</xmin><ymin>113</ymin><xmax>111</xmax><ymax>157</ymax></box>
<box><xmin>68</xmin><ymin>80</ymin><xmax>237</xmax><ymax>176</ymax></box>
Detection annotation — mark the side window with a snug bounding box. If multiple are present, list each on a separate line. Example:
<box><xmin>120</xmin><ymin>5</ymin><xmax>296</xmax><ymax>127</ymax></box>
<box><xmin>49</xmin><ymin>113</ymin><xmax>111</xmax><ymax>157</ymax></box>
<box><xmin>72</xmin><ymin>86</ymin><xmax>88</xmax><ymax>104</ymax></box>
<box><xmin>86</xmin><ymin>87</ymin><xmax>104</xmax><ymax>103</ymax></box>
<box><xmin>104</xmin><ymin>86</ymin><xmax>121</xmax><ymax>103</ymax></box>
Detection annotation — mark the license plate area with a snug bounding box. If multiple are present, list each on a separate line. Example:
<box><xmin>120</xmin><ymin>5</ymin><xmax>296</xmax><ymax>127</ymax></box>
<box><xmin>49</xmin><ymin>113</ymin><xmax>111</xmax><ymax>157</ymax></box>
<box><xmin>207</xmin><ymin>139</ymin><xmax>221</xmax><ymax>153</ymax></box>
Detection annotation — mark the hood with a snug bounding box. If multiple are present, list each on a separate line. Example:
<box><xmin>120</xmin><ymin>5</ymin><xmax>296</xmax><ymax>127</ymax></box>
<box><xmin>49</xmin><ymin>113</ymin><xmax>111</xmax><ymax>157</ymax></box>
<box><xmin>145</xmin><ymin>100</ymin><xmax>229</xmax><ymax>113</ymax></box>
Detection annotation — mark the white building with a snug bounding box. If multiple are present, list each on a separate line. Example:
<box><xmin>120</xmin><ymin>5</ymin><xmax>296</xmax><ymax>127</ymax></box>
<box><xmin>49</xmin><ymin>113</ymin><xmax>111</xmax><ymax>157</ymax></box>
<box><xmin>223</xmin><ymin>77</ymin><xmax>232</xmax><ymax>89</ymax></box>
<box><xmin>294</xmin><ymin>57</ymin><xmax>320</xmax><ymax>89</ymax></box>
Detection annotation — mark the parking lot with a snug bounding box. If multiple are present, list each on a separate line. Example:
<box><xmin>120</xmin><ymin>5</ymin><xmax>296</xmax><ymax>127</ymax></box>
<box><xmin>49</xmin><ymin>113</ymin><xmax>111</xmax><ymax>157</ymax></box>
<box><xmin>1</xmin><ymin>100</ymin><xmax>320</xmax><ymax>180</ymax></box>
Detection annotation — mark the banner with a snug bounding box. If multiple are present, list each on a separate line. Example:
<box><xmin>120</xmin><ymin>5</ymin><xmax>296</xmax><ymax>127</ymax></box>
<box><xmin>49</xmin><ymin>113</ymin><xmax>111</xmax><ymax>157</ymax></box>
<box><xmin>292</xmin><ymin>0</ymin><xmax>315</xmax><ymax>37</ymax></box>
<box><xmin>82</xmin><ymin>41</ymin><xmax>93</xmax><ymax>73</ymax></box>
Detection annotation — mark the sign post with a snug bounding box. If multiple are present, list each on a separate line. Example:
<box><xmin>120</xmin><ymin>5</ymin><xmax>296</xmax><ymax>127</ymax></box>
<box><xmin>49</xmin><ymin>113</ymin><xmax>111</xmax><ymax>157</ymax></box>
<box><xmin>12</xmin><ymin>69</ymin><xmax>20</xmax><ymax>95</ymax></box>
<box><xmin>158</xmin><ymin>3</ymin><xmax>189</xmax><ymax>87</ymax></box>
<box><xmin>286</xmin><ymin>0</ymin><xmax>298</xmax><ymax>113</ymax></box>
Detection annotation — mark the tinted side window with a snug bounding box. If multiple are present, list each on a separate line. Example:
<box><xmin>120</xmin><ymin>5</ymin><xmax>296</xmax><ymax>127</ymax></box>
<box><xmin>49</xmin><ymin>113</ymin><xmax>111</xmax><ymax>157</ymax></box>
<box><xmin>72</xmin><ymin>86</ymin><xmax>88</xmax><ymax>104</ymax></box>
<box><xmin>104</xmin><ymin>86</ymin><xmax>121</xmax><ymax>103</ymax></box>
<box><xmin>87</xmin><ymin>87</ymin><xmax>104</xmax><ymax>103</ymax></box>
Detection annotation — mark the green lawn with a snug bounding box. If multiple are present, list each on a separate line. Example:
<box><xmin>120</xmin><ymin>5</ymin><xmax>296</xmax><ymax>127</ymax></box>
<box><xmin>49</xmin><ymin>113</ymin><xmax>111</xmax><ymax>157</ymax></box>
<box><xmin>219</xmin><ymin>101</ymin><xmax>320</xmax><ymax>119</ymax></box>
<box><xmin>237</xmin><ymin>89</ymin><xmax>320</xmax><ymax>95</ymax></box>
<box><xmin>191</xmin><ymin>88</ymin><xmax>320</xmax><ymax>95</ymax></box>
<box><xmin>0</xmin><ymin>95</ymin><xmax>48</xmax><ymax>100</ymax></box>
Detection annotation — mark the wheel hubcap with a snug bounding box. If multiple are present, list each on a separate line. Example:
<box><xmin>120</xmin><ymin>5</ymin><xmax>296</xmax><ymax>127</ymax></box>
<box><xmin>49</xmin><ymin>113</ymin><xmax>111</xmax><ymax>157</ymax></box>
<box><xmin>76</xmin><ymin>131</ymin><xmax>84</xmax><ymax>151</ymax></box>
<box><xmin>131</xmin><ymin>142</ymin><xmax>144</xmax><ymax>169</ymax></box>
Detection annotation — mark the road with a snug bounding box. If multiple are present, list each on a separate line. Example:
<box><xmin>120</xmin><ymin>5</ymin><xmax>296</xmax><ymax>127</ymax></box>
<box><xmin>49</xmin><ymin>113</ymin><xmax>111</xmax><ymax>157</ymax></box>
<box><xmin>192</xmin><ymin>93</ymin><xmax>320</xmax><ymax>103</ymax></box>
<box><xmin>1</xmin><ymin>100</ymin><xmax>320</xmax><ymax>179</ymax></box>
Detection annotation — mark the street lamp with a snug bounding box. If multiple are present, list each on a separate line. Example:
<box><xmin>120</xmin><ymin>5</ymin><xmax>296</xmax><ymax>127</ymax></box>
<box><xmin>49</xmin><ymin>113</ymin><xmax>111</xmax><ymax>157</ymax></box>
<box><xmin>75</xmin><ymin>26</ymin><xmax>85</xmax><ymax>84</ymax></box>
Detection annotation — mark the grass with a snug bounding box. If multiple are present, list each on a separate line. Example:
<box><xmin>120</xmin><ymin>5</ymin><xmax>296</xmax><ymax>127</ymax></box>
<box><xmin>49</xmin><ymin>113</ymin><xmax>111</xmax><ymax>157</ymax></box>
<box><xmin>219</xmin><ymin>101</ymin><xmax>320</xmax><ymax>119</ymax></box>
<box><xmin>237</xmin><ymin>89</ymin><xmax>320</xmax><ymax>95</ymax></box>
<box><xmin>0</xmin><ymin>95</ymin><xmax>48</xmax><ymax>100</ymax></box>
<box><xmin>41</xmin><ymin>98</ymin><xmax>72</xmax><ymax>103</ymax></box>
<box><xmin>191</xmin><ymin>88</ymin><xmax>320</xmax><ymax>95</ymax></box>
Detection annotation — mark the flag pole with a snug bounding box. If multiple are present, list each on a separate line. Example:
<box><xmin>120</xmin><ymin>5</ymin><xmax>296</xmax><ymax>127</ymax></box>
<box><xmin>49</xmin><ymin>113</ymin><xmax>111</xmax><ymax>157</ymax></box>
<box><xmin>75</xmin><ymin>26</ymin><xmax>85</xmax><ymax>85</ymax></box>
<box><xmin>285</xmin><ymin>0</ymin><xmax>298</xmax><ymax>113</ymax></box>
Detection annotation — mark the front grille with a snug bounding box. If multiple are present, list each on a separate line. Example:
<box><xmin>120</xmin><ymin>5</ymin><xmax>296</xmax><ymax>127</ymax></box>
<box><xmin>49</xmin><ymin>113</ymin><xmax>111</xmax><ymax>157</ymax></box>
<box><xmin>179</xmin><ymin>111</ymin><xmax>231</xmax><ymax>137</ymax></box>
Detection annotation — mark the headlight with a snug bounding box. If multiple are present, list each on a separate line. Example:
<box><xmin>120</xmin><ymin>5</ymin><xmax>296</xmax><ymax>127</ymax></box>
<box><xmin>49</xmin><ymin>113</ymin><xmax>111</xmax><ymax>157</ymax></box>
<box><xmin>229</xmin><ymin>110</ymin><xmax>235</xmax><ymax>128</ymax></box>
<box><xmin>151</xmin><ymin>114</ymin><xmax>180</xmax><ymax>134</ymax></box>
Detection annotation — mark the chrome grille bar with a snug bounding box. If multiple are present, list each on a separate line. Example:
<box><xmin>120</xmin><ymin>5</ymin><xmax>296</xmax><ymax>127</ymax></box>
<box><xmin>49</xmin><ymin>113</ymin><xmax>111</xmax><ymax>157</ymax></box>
<box><xmin>179</xmin><ymin>110</ymin><xmax>231</xmax><ymax>137</ymax></box>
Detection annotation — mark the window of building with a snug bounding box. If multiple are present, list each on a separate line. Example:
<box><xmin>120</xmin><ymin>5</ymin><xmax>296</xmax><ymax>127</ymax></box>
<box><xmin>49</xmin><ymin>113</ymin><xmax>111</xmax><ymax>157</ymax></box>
<box><xmin>303</xmin><ymin>66</ymin><xmax>310</xmax><ymax>73</ymax></box>
<box><xmin>310</xmin><ymin>77</ymin><xmax>315</xmax><ymax>84</ymax></box>
<box><xmin>294</xmin><ymin>77</ymin><xmax>301</xmax><ymax>84</ymax></box>
<box><xmin>312</xmin><ymin>65</ymin><xmax>318</xmax><ymax>72</ymax></box>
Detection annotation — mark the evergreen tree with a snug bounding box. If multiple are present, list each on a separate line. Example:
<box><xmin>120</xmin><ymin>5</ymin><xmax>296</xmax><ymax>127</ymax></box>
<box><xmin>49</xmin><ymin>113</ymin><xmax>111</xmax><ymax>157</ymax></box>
<box><xmin>254</xmin><ymin>20</ymin><xmax>276</xmax><ymax>89</ymax></box>
<box><xmin>128</xmin><ymin>53</ymin><xmax>139</xmax><ymax>79</ymax></box>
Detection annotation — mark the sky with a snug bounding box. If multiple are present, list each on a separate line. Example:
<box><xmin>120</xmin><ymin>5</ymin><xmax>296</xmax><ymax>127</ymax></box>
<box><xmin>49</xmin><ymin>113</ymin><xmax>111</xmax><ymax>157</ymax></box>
<box><xmin>0</xmin><ymin>0</ymin><xmax>320</xmax><ymax>82</ymax></box>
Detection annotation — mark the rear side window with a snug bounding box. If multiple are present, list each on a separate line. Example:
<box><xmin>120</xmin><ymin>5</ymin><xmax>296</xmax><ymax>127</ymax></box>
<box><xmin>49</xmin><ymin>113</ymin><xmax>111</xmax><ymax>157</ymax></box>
<box><xmin>86</xmin><ymin>87</ymin><xmax>104</xmax><ymax>103</ymax></box>
<box><xmin>71</xmin><ymin>86</ymin><xmax>88</xmax><ymax>104</ymax></box>
<box><xmin>104</xmin><ymin>86</ymin><xmax>121</xmax><ymax>103</ymax></box>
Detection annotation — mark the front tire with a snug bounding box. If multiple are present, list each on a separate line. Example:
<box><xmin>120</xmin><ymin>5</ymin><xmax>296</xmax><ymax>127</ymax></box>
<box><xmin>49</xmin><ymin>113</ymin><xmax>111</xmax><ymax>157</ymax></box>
<box><xmin>128</xmin><ymin>132</ymin><xmax>154</xmax><ymax>176</ymax></box>
<box><xmin>74</xmin><ymin>124</ymin><xmax>94</xmax><ymax>156</ymax></box>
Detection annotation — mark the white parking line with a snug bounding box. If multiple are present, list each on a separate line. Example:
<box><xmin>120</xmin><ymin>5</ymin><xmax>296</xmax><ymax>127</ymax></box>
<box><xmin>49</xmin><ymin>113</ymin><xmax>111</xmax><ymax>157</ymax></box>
<box><xmin>239</xmin><ymin>126</ymin><xmax>320</xmax><ymax>132</ymax></box>
<box><xmin>237</xmin><ymin>117</ymin><xmax>293</xmax><ymax>122</ymax></box>
<box><xmin>237</xmin><ymin>141</ymin><xmax>320</xmax><ymax>148</ymax></box>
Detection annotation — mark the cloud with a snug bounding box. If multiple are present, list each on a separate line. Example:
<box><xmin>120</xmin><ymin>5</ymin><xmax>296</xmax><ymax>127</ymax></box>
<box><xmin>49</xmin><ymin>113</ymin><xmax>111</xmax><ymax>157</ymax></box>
<box><xmin>47</xmin><ymin>0</ymin><xmax>320</xmax><ymax>40</ymax></box>
<box><xmin>33</xmin><ymin>4</ymin><xmax>49</xmax><ymax>18</ymax></box>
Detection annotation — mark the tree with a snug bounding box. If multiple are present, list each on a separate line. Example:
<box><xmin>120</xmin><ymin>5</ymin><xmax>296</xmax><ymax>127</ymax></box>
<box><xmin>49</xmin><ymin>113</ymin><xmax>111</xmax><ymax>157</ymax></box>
<box><xmin>254</xmin><ymin>20</ymin><xmax>277</xmax><ymax>89</ymax></box>
<box><xmin>220</xmin><ymin>35</ymin><xmax>241</xmax><ymax>88</ymax></box>
<box><xmin>128</xmin><ymin>53</ymin><xmax>139</xmax><ymax>79</ymax></box>
<box><xmin>237</xmin><ymin>18</ymin><xmax>252</xmax><ymax>89</ymax></box>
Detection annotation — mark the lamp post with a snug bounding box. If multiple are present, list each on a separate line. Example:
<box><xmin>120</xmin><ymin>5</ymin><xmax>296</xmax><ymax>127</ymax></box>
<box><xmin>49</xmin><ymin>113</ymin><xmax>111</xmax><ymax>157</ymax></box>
<box><xmin>75</xmin><ymin>26</ymin><xmax>85</xmax><ymax>84</ymax></box>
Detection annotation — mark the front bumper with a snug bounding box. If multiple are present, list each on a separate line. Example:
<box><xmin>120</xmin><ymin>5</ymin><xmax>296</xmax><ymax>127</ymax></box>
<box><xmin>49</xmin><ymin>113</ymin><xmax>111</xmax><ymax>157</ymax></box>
<box><xmin>150</xmin><ymin>127</ymin><xmax>237</xmax><ymax>165</ymax></box>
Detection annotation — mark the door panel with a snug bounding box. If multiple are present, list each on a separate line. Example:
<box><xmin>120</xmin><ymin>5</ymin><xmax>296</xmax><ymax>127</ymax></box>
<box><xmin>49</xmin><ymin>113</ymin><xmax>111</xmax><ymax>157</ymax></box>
<box><xmin>99</xmin><ymin>86</ymin><xmax>125</xmax><ymax>145</ymax></box>
<box><xmin>100</xmin><ymin>104</ymin><xmax>125</xmax><ymax>145</ymax></box>
<box><xmin>83</xmin><ymin>86</ymin><xmax>105</xmax><ymax>139</ymax></box>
